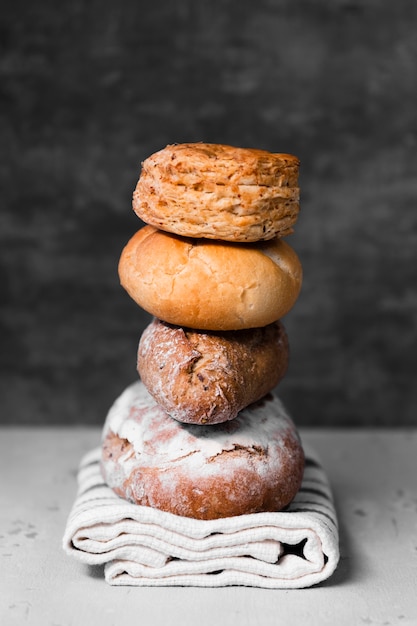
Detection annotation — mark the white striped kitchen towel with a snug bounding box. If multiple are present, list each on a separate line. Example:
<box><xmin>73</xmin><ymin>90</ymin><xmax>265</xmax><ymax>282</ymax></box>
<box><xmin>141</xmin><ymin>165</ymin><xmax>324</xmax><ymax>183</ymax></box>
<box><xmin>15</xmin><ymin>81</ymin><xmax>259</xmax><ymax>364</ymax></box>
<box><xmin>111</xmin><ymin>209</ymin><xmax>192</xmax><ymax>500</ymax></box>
<box><xmin>63</xmin><ymin>445</ymin><xmax>339</xmax><ymax>588</ymax></box>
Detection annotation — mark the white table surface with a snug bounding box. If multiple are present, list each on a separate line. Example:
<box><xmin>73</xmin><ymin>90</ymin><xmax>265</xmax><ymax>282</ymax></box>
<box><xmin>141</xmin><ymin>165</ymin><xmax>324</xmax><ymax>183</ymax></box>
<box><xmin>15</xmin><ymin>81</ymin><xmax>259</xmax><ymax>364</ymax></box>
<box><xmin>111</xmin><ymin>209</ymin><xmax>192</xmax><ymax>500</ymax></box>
<box><xmin>1</xmin><ymin>427</ymin><xmax>416</xmax><ymax>626</ymax></box>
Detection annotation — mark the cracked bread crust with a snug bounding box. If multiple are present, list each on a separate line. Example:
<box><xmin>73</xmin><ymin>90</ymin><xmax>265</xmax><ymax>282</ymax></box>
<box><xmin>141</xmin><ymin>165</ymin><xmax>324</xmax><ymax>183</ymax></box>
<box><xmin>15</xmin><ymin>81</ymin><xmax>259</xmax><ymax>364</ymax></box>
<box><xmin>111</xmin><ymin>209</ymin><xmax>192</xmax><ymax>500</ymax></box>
<box><xmin>137</xmin><ymin>318</ymin><xmax>289</xmax><ymax>425</ymax></box>
<box><xmin>118</xmin><ymin>225</ymin><xmax>302</xmax><ymax>330</ymax></box>
<box><xmin>100</xmin><ymin>381</ymin><xmax>305</xmax><ymax>519</ymax></box>
<box><xmin>132</xmin><ymin>143</ymin><xmax>300</xmax><ymax>242</ymax></box>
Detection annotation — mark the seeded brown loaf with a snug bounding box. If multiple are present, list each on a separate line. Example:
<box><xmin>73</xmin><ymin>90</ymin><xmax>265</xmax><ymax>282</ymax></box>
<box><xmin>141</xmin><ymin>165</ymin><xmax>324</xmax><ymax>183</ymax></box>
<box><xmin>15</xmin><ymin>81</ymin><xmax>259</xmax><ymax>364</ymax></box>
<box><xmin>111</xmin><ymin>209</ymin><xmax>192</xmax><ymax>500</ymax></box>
<box><xmin>118</xmin><ymin>225</ymin><xmax>302</xmax><ymax>330</ymax></box>
<box><xmin>101</xmin><ymin>381</ymin><xmax>305</xmax><ymax>520</ymax></box>
<box><xmin>132</xmin><ymin>143</ymin><xmax>300</xmax><ymax>242</ymax></box>
<box><xmin>137</xmin><ymin>318</ymin><xmax>289</xmax><ymax>425</ymax></box>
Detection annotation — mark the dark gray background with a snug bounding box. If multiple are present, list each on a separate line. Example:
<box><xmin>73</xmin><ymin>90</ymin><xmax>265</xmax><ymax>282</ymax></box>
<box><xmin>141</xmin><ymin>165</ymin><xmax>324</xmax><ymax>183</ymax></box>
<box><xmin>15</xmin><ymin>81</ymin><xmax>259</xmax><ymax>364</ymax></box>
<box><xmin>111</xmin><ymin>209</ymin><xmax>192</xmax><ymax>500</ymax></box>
<box><xmin>1</xmin><ymin>0</ymin><xmax>416</xmax><ymax>426</ymax></box>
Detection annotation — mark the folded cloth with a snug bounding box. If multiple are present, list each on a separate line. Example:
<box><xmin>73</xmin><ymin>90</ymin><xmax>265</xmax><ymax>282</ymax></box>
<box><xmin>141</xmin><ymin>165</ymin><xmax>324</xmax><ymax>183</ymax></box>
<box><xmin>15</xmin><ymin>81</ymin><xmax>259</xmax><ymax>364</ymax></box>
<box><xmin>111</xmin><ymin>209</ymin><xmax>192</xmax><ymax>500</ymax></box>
<box><xmin>63</xmin><ymin>446</ymin><xmax>339</xmax><ymax>588</ymax></box>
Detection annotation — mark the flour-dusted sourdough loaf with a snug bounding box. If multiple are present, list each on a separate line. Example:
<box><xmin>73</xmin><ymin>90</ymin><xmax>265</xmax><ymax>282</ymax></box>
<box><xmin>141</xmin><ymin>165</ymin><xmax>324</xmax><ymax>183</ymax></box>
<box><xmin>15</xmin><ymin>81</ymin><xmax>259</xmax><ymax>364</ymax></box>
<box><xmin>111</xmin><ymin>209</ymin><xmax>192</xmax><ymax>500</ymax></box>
<box><xmin>101</xmin><ymin>381</ymin><xmax>305</xmax><ymax>520</ymax></box>
<box><xmin>137</xmin><ymin>318</ymin><xmax>289</xmax><ymax>424</ymax></box>
<box><xmin>132</xmin><ymin>143</ymin><xmax>300</xmax><ymax>242</ymax></box>
<box><xmin>118</xmin><ymin>225</ymin><xmax>302</xmax><ymax>330</ymax></box>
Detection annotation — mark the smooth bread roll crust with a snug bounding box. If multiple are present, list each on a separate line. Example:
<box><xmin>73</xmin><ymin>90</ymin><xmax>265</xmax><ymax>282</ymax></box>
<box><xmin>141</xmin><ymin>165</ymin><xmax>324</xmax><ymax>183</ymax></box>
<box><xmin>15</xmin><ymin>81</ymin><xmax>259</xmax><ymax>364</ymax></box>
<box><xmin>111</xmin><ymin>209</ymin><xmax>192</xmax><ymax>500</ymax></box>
<box><xmin>100</xmin><ymin>381</ymin><xmax>305</xmax><ymax>520</ymax></box>
<box><xmin>137</xmin><ymin>318</ymin><xmax>289</xmax><ymax>425</ymax></box>
<box><xmin>133</xmin><ymin>143</ymin><xmax>300</xmax><ymax>242</ymax></box>
<box><xmin>118</xmin><ymin>225</ymin><xmax>302</xmax><ymax>330</ymax></box>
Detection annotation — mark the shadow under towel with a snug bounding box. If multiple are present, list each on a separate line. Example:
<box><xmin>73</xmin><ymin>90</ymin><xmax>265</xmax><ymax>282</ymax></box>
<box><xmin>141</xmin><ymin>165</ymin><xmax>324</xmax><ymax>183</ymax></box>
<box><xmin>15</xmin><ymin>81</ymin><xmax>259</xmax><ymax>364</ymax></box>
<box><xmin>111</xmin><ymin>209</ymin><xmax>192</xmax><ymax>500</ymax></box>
<box><xmin>63</xmin><ymin>446</ymin><xmax>339</xmax><ymax>588</ymax></box>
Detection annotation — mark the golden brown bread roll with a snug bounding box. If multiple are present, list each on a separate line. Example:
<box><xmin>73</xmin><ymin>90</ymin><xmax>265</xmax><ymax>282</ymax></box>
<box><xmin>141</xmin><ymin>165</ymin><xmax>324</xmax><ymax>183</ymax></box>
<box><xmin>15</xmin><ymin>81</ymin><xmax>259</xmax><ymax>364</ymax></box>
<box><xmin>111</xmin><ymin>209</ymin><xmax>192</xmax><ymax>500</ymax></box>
<box><xmin>118</xmin><ymin>225</ymin><xmax>302</xmax><ymax>330</ymax></box>
<box><xmin>101</xmin><ymin>381</ymin><xmax>305</xmax><ymax>520</ymax></box>
<box><xmin>137</xmin><ymin>318</ymin><xmax>289</xmax><ymax>425</ymax></box>
<box><xmin>132</xmin><ymin>143</ymin><xmax>300</xmax><ymax>242</ymax></box>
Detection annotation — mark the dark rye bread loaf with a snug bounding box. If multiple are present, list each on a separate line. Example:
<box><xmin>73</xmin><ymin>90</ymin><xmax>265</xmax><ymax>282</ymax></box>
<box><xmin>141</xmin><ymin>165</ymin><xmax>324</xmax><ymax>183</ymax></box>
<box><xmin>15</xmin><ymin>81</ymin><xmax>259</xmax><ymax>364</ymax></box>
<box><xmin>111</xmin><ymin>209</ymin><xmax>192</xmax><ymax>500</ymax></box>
<box><xmin>137</xmin><ymin>318</ymin><xmax>289</xmax><ymax>425</ymax></box>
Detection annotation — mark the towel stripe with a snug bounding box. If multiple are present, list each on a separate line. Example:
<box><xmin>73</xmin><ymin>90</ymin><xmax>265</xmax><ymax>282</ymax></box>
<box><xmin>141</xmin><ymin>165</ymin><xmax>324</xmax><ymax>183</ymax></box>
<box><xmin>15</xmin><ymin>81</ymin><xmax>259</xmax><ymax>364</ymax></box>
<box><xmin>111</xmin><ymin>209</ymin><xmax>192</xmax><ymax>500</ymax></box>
<box><xmin>304</xmin><ymin>458</ymin><xmax>322</xmax><ymax>469</ymax></box>
<box><xmin>80</xmin><ymin>457</ymin><xmax>101</xmax><ymax>471</ymax></box>
<box><xmin>297</xmin><ymin>486</ymin><xmax>331</xmax><ymax>501</ymax></box>
<box><xmin>78</xmin><ymin>482</ymin><xmax>108</xmax><ymax>496</ymax></box>
<box><xmin>288</xmin><ymin>507</ymin><xmax>336</xmax><ymax>530</ymax></box>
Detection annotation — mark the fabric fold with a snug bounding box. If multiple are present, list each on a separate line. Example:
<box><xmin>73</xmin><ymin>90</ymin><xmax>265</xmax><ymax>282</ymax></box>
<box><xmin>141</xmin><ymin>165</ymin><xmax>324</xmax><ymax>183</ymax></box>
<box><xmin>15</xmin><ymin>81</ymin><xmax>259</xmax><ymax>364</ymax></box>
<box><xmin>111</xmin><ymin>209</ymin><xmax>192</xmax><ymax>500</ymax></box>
<box><xmin>63</xmin><ymin>446</ymin><xmax>339</xmax><ymax>588</ymax></box>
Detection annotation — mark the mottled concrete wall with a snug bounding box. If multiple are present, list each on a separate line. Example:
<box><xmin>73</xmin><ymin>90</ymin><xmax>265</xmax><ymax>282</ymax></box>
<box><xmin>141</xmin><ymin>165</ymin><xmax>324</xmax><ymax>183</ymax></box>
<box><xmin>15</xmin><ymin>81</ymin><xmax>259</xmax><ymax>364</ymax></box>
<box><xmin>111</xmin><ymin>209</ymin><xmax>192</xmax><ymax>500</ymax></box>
<box><xmin>1</xmin><ymin>0</ymin><xmax>416</xmax><ymax>425</ymax></box>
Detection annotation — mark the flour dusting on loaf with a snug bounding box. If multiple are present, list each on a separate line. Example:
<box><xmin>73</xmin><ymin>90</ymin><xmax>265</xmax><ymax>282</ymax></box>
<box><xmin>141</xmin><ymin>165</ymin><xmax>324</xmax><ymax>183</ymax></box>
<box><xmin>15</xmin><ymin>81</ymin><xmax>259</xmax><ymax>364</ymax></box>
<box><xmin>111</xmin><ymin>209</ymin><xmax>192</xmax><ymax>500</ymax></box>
<box><xmin>101</xmin><ymin>381</ymin><xmax>304</xmax><ymax>519</ymax></box>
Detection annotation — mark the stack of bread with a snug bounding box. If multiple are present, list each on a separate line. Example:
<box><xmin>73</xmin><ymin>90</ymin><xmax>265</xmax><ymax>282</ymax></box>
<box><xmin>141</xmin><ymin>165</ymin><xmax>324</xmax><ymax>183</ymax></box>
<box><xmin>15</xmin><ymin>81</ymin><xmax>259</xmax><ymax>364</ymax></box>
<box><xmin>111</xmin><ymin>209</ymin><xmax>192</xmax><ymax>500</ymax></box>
<box><xmin>101</xmin><ymin>143</ymin><xmax>305</xmax><ymax>521</ymax></box>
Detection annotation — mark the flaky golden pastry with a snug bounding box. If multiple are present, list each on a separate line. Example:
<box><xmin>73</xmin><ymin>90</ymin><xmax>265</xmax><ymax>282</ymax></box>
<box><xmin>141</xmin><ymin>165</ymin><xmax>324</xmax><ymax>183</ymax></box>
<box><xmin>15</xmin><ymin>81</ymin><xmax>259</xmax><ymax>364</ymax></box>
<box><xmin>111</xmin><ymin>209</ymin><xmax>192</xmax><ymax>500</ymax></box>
<box><xmin>133</xmin><ymin>143</ymin><xmax>300</xmax><ymax>242</ymax></box>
